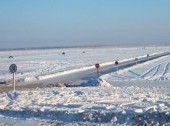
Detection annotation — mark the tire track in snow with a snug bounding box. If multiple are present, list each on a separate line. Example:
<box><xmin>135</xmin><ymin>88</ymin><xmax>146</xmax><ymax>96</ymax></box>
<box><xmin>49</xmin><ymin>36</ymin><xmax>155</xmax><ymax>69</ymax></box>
<box><xmin>140</xmin><ymin>64</ymin><xmax>161</xmax><ymax>79</ymax></box>
<box><xmin>20</xmin><ymin>64</ymin><xmax>60</xmax><ymax>79</ymax></box>
<box><xmin>147</xmin><ymin>64</ymin><xmax>161</xmax><ymax>79</ymax></box>
<box><xmin>158</xmin><ymin>62</ymin><xmax>170</xmax><ymax>80</ymax></box>
<box><xmin>162</xmin><ymin>62</ymin><xmax>170</xmax><ymax>76</ymax></box>
<box><xmin>128</xmin><ymin>70</ymin><xmax>141</xmax><ymax>78</ymax></box>
<box><xmin>41</xmin><ymin>65</ymin><xmax>59</xmax><ymax>75</ymax></box>
<box><xmin>110</xmin><ymin>57</ymin><xmax>170</xmax><ymax>81</ymax></box>
<box><xmin>111</xmin><ymin>73</ymin><xmax>134</xmax><ymax>80</ymax></box>
<box><xmin>141</xmin><ymin>61</ymin><xmax>170</xmax><ymax>80</ymax></box>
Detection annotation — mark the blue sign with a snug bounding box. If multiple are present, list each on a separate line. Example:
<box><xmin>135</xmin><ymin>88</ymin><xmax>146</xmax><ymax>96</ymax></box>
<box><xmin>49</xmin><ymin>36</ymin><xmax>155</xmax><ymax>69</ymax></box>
<box><xmin>9</xmin><ymin>64</ymin><xmax>17</xmax><ymax>73</ymax></box>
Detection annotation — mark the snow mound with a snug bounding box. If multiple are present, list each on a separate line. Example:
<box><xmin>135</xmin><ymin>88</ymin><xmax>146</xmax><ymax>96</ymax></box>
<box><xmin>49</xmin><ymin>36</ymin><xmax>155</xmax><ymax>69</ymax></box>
<box><xmin>24</xmin><ymin>76</ymin><xmax>37</xmax><ymax>82</ymax></box>
<box><xmin>98</xmin><ymin>78</ymin><xmax>112</xmax><ymax>87</ymax></box>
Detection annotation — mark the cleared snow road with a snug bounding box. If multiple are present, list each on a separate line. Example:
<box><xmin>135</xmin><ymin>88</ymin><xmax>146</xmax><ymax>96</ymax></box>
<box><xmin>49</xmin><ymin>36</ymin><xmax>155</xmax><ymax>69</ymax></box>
<box><xmin>37</xmin><ymin>51</ymin><xmax>170</xmax><ymax>85</ymax></box>
<box><xmin>0</xmin><ymin>51</ymin><xmax>169</xmax><ymax>92</ymax></box>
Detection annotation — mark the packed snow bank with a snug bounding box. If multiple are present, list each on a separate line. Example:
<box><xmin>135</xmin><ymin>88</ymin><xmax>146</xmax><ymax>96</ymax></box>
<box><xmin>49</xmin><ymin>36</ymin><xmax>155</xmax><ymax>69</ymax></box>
<box><xmin>98</xmin><ymin>78</ymin><xmax>112</xmax><ymax>87</ymax></box>
<box><xmin>24</xmin><ymin>76</ymin><xmax>37</xmax><ymax>82</ymax></box>
<box><xmin>37</xmin><ymin>66</ymin><xmax>94</xmax><ymax>81</ymax></box>
<box><xmin>0</xmin><ymin>81</ymin><xmax>170</xmax><ymax>125</ymax></box>
<box><xmin>31</xmin><ymin>51</ymin><xmax>170</xmax><ymax>84</ymax></box>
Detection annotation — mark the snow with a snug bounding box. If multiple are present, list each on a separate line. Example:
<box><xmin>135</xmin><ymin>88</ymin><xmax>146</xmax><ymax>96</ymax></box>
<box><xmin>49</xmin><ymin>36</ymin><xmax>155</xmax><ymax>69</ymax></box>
<box><xmin>0</xmin><ymin>46</ymin><xmax>170</xmax><ymax>125</ymax></box>
<box><xmin>0</xmin><ymin>118</ymin><xmax>41</xmax><ymax>126</ymax></box>
<box><xmin>0</xmin><ymin>46</ymin><xmax>169</xmax><ymax>83</ymax></box>
<box><xmin>0</xmin><ymin>83</ymin><xmax>169</xmax><ymax>125</ymax></box>
<box><xmin>101</xmin><ymin>54</ymin><xmax>170</xmax><ymax>82</ymax></box>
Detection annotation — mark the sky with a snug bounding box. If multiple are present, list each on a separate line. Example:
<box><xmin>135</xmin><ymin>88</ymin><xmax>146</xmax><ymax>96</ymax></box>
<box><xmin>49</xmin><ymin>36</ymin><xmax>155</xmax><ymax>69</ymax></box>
<box><xmin>0</xmin><ymin>0</ymin><xmax>170</xmax><ymax>49</ymax></box>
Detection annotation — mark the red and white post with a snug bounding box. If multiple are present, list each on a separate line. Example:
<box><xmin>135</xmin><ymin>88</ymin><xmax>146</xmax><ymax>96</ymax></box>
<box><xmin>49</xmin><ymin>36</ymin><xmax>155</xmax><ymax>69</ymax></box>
<box><xmin>95</xmin><ymin>63</ymin><xmax>100</xmax><ymax>77</ymax></box>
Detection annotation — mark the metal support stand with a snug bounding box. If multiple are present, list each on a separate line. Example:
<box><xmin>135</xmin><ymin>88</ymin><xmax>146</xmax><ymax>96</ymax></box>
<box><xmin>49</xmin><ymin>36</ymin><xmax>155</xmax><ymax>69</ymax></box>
<box><xmin>97</xmin><ymin>68</ymin><xmax>99</xmax><ymax>77</ymax></box>
<box><xmin>13</xmin><ymin>73</ymin><xmax>15</xmax><ymax>92</ymax></box>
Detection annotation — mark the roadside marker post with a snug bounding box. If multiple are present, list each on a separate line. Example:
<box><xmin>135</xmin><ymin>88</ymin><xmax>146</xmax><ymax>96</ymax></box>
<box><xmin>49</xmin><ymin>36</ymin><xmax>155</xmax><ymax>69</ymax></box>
<box><xmin>135</xmin><ymin>58</ymin><xmax>138</xmax><ymax>65</ymax></box>
<box><xmin>9</xmin><ymin>64</ymin><xmax>17</xmax><ymax>92</ymax></box>
<box><xmin>95</xmin><ymin>63</ymin><xmax>100</xmax><ymax>77</ymax></box>
<box><xmin>115</xmin><ymin>61</ymin><xmax>119</xmax><ymax>71</ymax></box>
<box><xmin>147</xmin><ymin>54</ymin><xmax>150</xmax><ymax>61</ymax></box>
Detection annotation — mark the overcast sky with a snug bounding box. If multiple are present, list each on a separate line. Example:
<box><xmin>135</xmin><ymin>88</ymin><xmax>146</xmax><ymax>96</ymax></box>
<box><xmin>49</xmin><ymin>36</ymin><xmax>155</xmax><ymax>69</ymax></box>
<box><xmin>0</xmin><ymin>0</ymin><xmax>170</xmax><ymax>49</ymax></box>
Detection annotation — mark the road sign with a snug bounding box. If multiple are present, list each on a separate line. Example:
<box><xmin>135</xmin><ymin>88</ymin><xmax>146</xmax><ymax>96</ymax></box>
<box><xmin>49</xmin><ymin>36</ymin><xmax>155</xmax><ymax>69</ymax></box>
<box><xmin>9</xmin><ymin>56</ymin><xmax>13</xmax><ymax>59</ymax></box>
<box><xmin>115</xmin><ymin>61</ymin><xmax>119</xmax><ymax>71</ymax></box>
<box><xmin>135</xmin><ymin>58</ymin><xmax>138</xmax><ymax>65</ymax></box>
<box><xmin>147</xmin><ymin>54</ymin><xmax>150</xmax><ymax>61</ymax></box>
<box><xmin>95</xmin><ymin>63</ymin><xmax>100</xmax><ymax>69</ymax></box>
<box><xmin>115</xmin><ymin>61</ymin><xmax>119</xmax><ymax>65</ymax></box>
<box><xmin>9</xmin><ymin>64</ymin><xmax>17</xmax><ymax>73</ymax></box>
<box><xmin>95</xmin><ymin>63</ymin><xmax>100</xmax><ymax>77</ymax></box>
<box><xmin>9</xmin><ymin>64</ymin><xmax>17</xmax><ymax>92</ymax></box>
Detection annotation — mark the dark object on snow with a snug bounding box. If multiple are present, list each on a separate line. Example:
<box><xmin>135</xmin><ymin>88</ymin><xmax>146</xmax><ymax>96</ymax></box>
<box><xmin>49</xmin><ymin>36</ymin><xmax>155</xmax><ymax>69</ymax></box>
<box><xmin>135</xmin><ymin>58</ymin><xmax>138</xmax><ymax>60</ymax></box>
<box><xmin>83</xmin><ymin>51</ymin><xmax>85</xmax><ymax>53</ymax></box>
<box><xmin>115</xmin><ymin>61</ymin><xmax>119</xmax><ymax>65</ymax></box>
<box><xmin>62</xmin><ymin>52</ymin><xmax>65</xmax><ymax>55</ymax></box>
<box><xmin>47</xmin><ymin>83</ymin><xmax>66</xmax><ymax>87</ymax></box>
<box><xmin>0</xmin><ymin>81</ymin><xmax>6</xmax><ymax>84</ymax></box>
<box><xmin>95</xmin><ymin>63</ymin><xmax>100</xmax><ymax>69</ymax></box>
<box><xmin>9</xmin><ymin>64</ymin><xmax>17</xmax><ymax>73</ymax></box>
<box><xmin>147</xmin><ymin>54</ymin><xmax>149</xmax><ymax>57</ymax></box>
<box><xmin>9</xmin><ymin>56</ymin><xmax>13</xmax><ymax>59</ymax></box>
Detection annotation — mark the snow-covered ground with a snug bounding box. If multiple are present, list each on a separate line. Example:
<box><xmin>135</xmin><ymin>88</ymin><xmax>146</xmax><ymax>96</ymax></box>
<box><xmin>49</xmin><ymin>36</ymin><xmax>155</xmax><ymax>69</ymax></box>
<box><xmin>0</xmin><ymin>46</ymin><xmax>169</xmax><ymax>83</ymax></box>
<box><xmin>0</xmin><ymin>81</ymin><xmax>169</xmax><ymax>125</ymax></box>
<box><xmin>0</xmin><ymin>46</ymin><xmax>170</xmax><ymax>125</ymax></box>
<box><xmin>101</xmin><ymin>55</ymin><xmax>170</xmax><ymax>82</ymax></box>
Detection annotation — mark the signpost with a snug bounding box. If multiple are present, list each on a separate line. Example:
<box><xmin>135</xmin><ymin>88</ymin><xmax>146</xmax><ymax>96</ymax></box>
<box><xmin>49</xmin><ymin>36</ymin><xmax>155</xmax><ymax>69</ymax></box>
<box><xmin>115</xmin><ymin>61</ymin><xmax>119</xmax><ymax>71</ymax></box>
<box><xmin>135</xmin><ymin>58</ymin><xmax>138</xmax><ymax>65</ymax></box>
<box><xmin>95</xmin><ymin>63</ymin><xmax>100</xmax><ymax>77</ymax></box>
<box><xmin>147</xmin><ymin>54</ymin><xmax>150</xmax><ymax>61</ymax></box>
<box><xmin>9</xmin><ymin>64</ymin><xmax>17</xmax><ymax>92</ymax></box>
